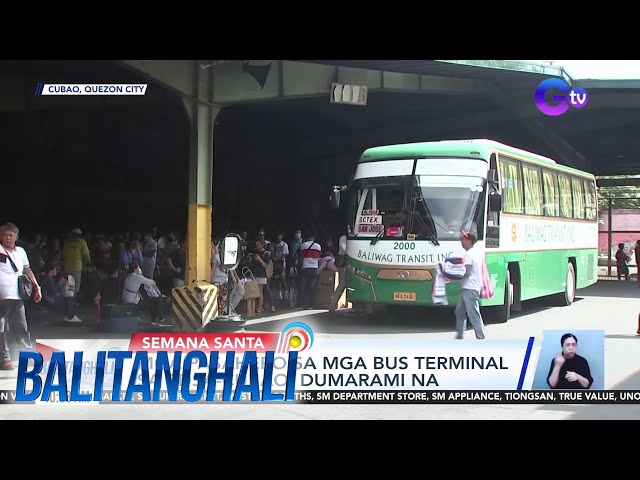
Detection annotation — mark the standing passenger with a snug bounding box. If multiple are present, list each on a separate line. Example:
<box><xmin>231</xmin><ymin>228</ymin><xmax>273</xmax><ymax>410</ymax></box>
<box><xmin>0</xmin><ymin>223</ymin><xmax>42</xmax><ymax>370</ymax></box>
<box><xmin>615</xmin><ymin>243</ymin><xmax>630</xmax><ymax>281</ymax></box>
<box><xmin>62</xmin><ymin>228</ymin><xmax>91</xmax><ymax>298</ymax></box>
<box><xmin>329</xmin><ymin>227</ymin><xmax>349</xmax><ymax>312</ymax></box>
<box><xmin>297</xmin><ymin>232</ymin><xmax>321</xmax><ymax>309</ymax></box>
<box><xmin>454</xmin><ymin>226</ymin><xmax>486</xmax><ymax>340</ymax></box>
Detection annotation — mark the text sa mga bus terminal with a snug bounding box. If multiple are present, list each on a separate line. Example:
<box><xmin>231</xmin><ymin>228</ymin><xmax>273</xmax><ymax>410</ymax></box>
<box><xmin>331</xmin><ymin>139</ymin><xmax>598</xmax><ymax>323</ymax></box>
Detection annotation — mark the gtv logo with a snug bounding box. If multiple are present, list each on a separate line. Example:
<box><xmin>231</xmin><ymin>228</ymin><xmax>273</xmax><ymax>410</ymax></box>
<box><xmin>534</xmin><ymin>78</ymin><xmax>589</xmax><ymax>116</ymax></box>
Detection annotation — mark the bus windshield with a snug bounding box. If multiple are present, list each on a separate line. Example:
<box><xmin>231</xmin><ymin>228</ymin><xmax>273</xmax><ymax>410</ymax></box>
<box><xmin>351</xmin><ymin>175</ymin><xmax>484</xmax><ymax>241</ymax></box>
<box><xmin>412</xmin><ymin>175</ymin><xmax>485</xmax><ymax>241</ymax></box>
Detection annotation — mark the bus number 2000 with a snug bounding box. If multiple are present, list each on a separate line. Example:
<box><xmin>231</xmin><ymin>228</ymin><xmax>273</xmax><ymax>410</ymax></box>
<box><xmin>393</xmin><ymin>242</ymin><xmax>415</xmax><ymax>250</ymax></box>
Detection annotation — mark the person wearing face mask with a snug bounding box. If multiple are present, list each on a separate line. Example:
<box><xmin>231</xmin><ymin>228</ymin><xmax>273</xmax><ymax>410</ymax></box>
<box><xmin>290</xmin><ymin>230</ymin><xmax>303</xmax><ymax>258</ymax></box>
<box><xmin>122</xmin><ymin>261</ymin><xmax>157</xmax><ymax>305</ymax></box>
<box><xmin>121</xmin><ymin>260</ymin><xmax>166</xmax><ymax>325</ymax></box>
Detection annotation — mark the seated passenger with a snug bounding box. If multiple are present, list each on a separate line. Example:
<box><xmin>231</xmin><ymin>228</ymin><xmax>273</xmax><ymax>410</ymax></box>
<box><xmin>94</xmin><ymin>263</ymin><xmax>122</xmax><ymax>306</ymax></box>
<box><xmin>40</xmin><ymin>263</ymin><xmax>82</xmax><ymax>323</ymax></box>
<box><xmin>122</xmin><ymin>261</ymin><xmax>168</xmax><ymax>326</ymax></box>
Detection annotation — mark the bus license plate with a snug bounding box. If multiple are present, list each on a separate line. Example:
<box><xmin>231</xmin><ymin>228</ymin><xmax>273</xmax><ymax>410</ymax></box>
<box><xmin>394</xmin><ymin>292</ymin><xmax>416</xmax><ymax>301</ymax></box>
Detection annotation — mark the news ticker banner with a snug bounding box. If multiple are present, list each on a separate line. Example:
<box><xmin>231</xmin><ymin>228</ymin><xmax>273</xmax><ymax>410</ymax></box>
<box><xmin>0</xmin><ymin>323</ymin><xmax>615</xmax><ymax>405</ymax></box>
<box><xmin>34</xmin><ymin>83</ymin><xmax>147</xmax><ymax>96</ymax></box>
<box><xmin>5</xmin><ymin>390</ymin><xmax>633</xmax><ymax>405</ymax></box>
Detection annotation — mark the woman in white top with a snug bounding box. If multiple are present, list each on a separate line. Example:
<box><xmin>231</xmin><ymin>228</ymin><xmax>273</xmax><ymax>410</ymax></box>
<box><xmin>211</xmin><ymin>242</ymin><xmax>239</xmax><ymax>316</ymax></box>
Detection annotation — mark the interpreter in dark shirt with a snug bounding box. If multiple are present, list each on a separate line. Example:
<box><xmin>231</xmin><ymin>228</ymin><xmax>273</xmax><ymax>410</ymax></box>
<box><xmin>547</xmin><ymin>333</ymin><xmax>593</xmax><ymax>389</ymax></box>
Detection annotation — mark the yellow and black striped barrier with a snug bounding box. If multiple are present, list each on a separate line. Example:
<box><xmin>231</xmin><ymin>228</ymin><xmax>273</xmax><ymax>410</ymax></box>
<box><xmin>170</xmin><ymin>281</ymin><xmax>218</xmax><ymax>332</ymax></box>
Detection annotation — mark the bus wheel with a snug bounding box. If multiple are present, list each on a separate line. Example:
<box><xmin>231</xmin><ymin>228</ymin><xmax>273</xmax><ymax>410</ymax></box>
<box><xmin>555</xmin><ymin>263</ymin><xmax>576</xmax><ymax>306</ymax></box>
<box><xmin>486</xmin><ymin>270</ymin><xmax>513</xmax><ymax>324</ymax></box>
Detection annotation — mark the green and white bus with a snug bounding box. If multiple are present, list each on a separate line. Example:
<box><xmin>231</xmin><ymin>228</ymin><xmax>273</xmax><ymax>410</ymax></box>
<box><xmin>331</xmin><ymin>139</ymin><xmax>598</xmax><ymax>322</ymax></box>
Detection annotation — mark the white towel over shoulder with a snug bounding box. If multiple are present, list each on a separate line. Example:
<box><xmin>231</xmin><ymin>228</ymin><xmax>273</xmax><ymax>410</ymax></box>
<box><xmin>432</xmin><ymin>269</ymin><xmax>448</xmax><ymax>304</ymax></box>
<box><xmin>440</xmin><ymin>261</ymin><xmax>466</xmax><ymax>280</ymax></box>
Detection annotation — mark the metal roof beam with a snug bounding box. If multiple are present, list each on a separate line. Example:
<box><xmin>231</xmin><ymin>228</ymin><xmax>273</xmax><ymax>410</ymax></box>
<box><xmin>221</xmin><ymin>102</ymin><xmax>513</xmax><ymax>163</ymax></box>
<box><xmin>436</xmin><ymin>60</ymin><xmax>573</xmax><ymax>82</ymax></box>
<box><xmin>482</xmin><ymin>84</ymin><xmax>588</xmax><ymax>170</ymax></box>
<box><xmin>596</xmin><ymin>177</ymin><xmax>640</xmax><ymax>186</ymax></box>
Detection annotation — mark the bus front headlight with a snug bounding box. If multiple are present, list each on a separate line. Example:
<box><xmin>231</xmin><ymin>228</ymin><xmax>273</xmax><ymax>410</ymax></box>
<box><xmin>347</xmin><ymin>265</ymin><xmax>372</xmax><ymax>281</ymax></box>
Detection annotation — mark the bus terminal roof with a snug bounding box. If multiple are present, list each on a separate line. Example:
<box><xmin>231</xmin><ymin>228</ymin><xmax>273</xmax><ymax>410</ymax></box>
<box><xmin>301</xmin><ymin>60</ymin><xmax>640</xmax><ymax>176</ymax></box>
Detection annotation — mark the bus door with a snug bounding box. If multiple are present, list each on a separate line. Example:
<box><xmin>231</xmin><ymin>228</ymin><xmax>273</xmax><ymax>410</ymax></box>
<box><xmin>486</xmin><ymin>153</ymin><xmax>501</xmax><ymax>249</ymax></box>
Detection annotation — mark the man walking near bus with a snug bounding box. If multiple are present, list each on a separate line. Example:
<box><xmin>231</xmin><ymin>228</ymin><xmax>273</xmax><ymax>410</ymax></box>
<box><xmin>453</xmin><ymin>225</ymin><xmax>486</xmax><ymax>340</ymax></box>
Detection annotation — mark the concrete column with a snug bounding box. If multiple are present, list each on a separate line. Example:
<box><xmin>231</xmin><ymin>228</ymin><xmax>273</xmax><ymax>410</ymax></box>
<box><xmin>607</xmin><ymin>198</ymin><xmax>612</xmax><ymax>278</ymax></box>
<box><xmin>183</xmin><ymin>61</ymin><xmax>221</xmax><ymax>284</ymax></box>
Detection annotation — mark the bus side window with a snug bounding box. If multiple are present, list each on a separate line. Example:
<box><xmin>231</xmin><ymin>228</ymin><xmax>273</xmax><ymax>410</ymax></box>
<box><xmin>557</xmin><ymin>174</ymin><xmax>573</xmax><ymax>218</ymax></box>
<box><xmin>583</xmin><ymin>178</ymin><xmax>597</xmax><ymax>220</ymax></box>
<box><xmin>542</xmin><ymin>169</ymin><xmax>560</xmax><ymax>217</ymax></box>
<box><xmin>500</xmin><ymin>156</ymin><xmax>524</xmax><ymax>214</ymax></box>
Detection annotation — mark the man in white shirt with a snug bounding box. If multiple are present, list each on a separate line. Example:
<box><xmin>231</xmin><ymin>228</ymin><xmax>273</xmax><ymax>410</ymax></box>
<box><xmin>454</xmin><ymin>226</ymin><xmax>486</xmax><ymax>340</ymax></box>
<box><xmin>0</xmin><ymin>223</ymin><xmax>42</xmax><ymax>370</ymax></box>
<box><xmin>297</xmin><ymin>232</ymin><xmax>322</xmax><ymax>309</ymax></box>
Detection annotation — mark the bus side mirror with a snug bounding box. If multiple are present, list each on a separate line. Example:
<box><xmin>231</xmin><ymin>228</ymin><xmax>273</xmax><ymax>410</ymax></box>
<box><xmin>330</xmin><ymin>185</ymin><xmax>347</xmax><ymax>209</ymax></box>
<box><xmin>488</xmin><ymin>169</ymin><xmax>498</xmax><ymax>185</ymax></box>
<box><xmin>489</xmin><ymin>192</ymin><xmax>502</xmax><ymax>212</ymax></box>
<box><xmin>220</xmin><ymin>233</ymin><xmax>242</xmax><ymax>270</ymax></box>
